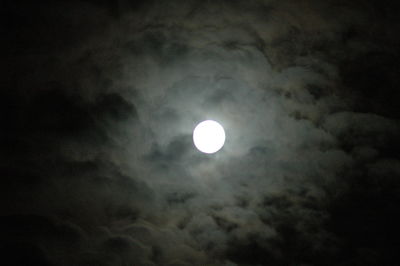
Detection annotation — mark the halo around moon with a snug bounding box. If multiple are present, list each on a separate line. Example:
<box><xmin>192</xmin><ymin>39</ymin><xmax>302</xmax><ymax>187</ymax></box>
<box><xmin>193</xmin><ymin>120</ymin><xmax>225</xmax><ymax>154</ymax></box>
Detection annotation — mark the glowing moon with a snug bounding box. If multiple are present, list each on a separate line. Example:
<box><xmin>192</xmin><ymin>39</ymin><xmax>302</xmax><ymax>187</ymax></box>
<box><xmin>193</xmin><ymin>120</ymin><xmax>225</xmax><ymax>154</ymax></box>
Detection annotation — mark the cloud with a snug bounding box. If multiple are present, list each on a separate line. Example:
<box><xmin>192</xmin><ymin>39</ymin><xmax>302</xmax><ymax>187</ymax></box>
<box><xmin>2</xmin><ymin>0</ymin><xmax>400</xmax><ymax>265</ymax></box>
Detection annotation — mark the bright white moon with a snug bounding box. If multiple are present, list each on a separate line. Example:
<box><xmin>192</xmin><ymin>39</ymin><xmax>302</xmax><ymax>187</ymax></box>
<box><xmin>193</xmin><ymin>120</ymin><xmax>225</xmax><ymax>154</ymax></box>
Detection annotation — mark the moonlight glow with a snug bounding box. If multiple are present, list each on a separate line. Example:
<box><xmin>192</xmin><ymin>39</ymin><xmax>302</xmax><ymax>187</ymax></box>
<box><xmin>193</xmin><ymin>120</ymin><xmax>225</xmax><ymax>154</ymax></box>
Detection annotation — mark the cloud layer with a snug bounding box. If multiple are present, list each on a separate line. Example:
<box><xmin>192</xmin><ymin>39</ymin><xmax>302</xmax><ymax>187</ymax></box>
<box><xmin>2</xmin><ymin>0</ymin><xmax>400</xmax><ymax>265</ymax></box>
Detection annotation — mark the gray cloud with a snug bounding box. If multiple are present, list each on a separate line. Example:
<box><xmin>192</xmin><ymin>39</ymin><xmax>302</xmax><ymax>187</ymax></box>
<box><xmin>2</xmin><ymin>0</ymin><xmax>400</xmax><ymax>265</ymax></box>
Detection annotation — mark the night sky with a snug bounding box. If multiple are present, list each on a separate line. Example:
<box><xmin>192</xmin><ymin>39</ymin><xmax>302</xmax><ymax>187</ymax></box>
<box><xmin>2</xmin><ymin>1</ymin><xmax>400</xmax><ymax>265</ymax></box>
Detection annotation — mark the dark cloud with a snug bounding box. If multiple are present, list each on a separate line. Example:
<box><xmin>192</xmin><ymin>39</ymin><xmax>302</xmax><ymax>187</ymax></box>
<box><xmin>2</xmin><ymin>0</ymin><xmax>400</xmax><ymax>265</ymax></box>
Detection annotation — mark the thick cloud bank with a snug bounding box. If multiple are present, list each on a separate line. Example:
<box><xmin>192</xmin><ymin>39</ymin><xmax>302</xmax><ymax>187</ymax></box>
<box><xmin>2</xmin><ymin>0</ymin><xmax>400</xmax><ymax>265</ymax></box>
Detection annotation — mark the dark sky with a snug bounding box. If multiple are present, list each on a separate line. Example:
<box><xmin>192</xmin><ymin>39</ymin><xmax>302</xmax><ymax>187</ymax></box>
<box><xmin>2</xmin><ymin>0</ymin><xmax>400</xmax><ymax>265</ymax></box>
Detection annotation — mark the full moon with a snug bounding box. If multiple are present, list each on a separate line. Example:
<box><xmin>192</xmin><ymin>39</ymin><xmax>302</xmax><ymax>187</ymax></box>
<box><xmin>193</xmin><ymin>120</ymin><xmax>226</xmax><ymax>154</ymax></box>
